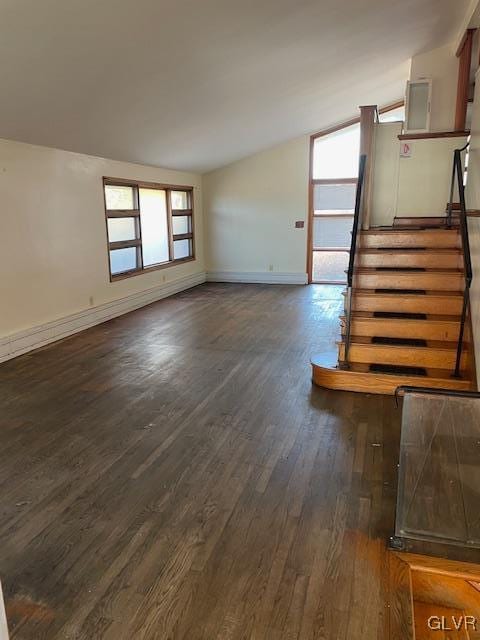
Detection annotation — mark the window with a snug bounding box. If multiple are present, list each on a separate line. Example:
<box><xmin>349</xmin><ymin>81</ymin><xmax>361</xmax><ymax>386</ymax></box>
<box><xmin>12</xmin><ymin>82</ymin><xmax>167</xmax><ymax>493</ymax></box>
<box><xmin>103</xmin><ymin>178</ymin><xmax>194</xmax><ymax>280</ymax></box>
<box><xmin>310</xmin><ymin>123</ymin><xmax>360</xmax><ymax>283</ymax></box>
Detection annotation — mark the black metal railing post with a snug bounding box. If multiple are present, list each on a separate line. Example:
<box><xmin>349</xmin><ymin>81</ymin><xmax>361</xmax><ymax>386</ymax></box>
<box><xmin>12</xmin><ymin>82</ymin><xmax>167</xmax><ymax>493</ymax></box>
<box><xmin>450</xmin><ymin>144</ymin><xmax>473</xmax><ymax>379</ymax></box>
<box><xmin>343</xmin><ymin>154</ymin><xmax>367</xmax><ymax>368</ymax></box>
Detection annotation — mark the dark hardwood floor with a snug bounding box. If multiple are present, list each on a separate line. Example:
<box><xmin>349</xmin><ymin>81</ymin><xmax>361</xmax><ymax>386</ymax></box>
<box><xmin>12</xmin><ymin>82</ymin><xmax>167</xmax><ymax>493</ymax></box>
<box><xmin>0</xmin><ymin>283</ymin><xmax>401</xmax><ymax>639</ymax></box>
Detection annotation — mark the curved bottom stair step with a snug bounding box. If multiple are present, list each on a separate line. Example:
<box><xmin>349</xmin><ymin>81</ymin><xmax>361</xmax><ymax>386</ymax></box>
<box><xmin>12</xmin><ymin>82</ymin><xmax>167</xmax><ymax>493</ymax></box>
<box><xmin>311</xmin><ymin>354</ymin><xmax>473</xmax><ymax>395</ymax></box>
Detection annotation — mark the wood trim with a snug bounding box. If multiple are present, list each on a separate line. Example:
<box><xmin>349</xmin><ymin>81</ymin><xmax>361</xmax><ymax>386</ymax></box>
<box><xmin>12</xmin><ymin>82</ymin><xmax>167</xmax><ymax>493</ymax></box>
<box><xmin>306</xmin><ymin>136</ymin><xmax>314</xmax><ymax>283</ymax></box>
<box><xmin>394</xmin><ymin>552</ymin><xmax>480</xmax><ymax>581</ymax></box>
<box><xmin>359</xmin><ymin>105</ymin><xmax>376</xmax><ymax>230</ymax></box>
<box><xmin>313</xmin><ymin>212</ymin><xmax>354</xmax><ymax>218</ymax></box>
<box><xmin>171</xmin><ymin>208</ymin><xmax>193</xmax><ymax>216</ymax></box>
<box><xmin>106</xmin><ymin>209</ymin><xmax>140</xmax><ymax>218</ymax></box>
<box><xmin>398</xmin><ymin>131</ymin><xmax>470</xmax><ymax>140</ymax></box>
<box><xmin>166</xmin><ymin>186</ymin><xmax>174</xmax><ymax>262</ymax></box>
<box><xmin>103</xmin><ymin>177</ymin><xmax>195</xmax><ymax>282</ymax></box>
<box><xmin>110</xmin><ymin>257</ymin><xmax>195</xmax><ymax>282</ymax></box>
<box><xmin>109</xmin><ymin>239</ymin><xmax>141</xmax><ymax>251</ymax></box>
<box><xmin>455</xmin><ymin>29</ymin><xmax>475</xmax><ymax>131</ymax></box>
<box><xmin>312</xmin><ymin>178</ymin><xmax>358</xmax><ymax>185</ymax></box>
<box><xmin>456</xmin><ymin>28</ymin><xmax>476</xmax><ymax>58</ymax></box>
<box><xmin>312</xmin><ymin>280</ymin><xmax>347</xmax><ymax>285</ymax></box>
<box><xmin>103</xmin><ymin>176</ymin><xmax>194</xmax><ymax>192</ymax></box>
<box><xmin>310</xmin><ymin>100</ymin><xmax>404</xmax><ymax>140</ymax></box>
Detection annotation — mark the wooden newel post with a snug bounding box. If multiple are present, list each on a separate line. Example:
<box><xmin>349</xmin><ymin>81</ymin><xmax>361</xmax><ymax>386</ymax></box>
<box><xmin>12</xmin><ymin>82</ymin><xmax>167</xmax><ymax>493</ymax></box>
<box><xmin>359</xmin><ymin>105</ymin><xmax>376</xmax><ymax>230</ymax></box>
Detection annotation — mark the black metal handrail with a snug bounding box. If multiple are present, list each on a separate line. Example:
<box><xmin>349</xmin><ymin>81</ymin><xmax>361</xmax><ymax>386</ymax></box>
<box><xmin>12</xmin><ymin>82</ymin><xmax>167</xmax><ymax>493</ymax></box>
<box><xmin>447</xmin><ymin>143</ymin><xmax>473</xmax><ymax>378</ymax></box>
<box><xmin>394</xmin><ymin>384</ymin><xmax>480</xmax><ymax>408</ymax></box>
<box><xmin>343</xmin><ymin>154</ymin><xmax>367</xmax><ymax>367</ymax></box>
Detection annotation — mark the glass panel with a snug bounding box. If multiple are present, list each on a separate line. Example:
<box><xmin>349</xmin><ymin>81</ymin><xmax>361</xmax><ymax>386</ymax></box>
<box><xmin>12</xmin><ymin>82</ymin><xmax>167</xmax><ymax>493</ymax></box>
<box><xmin>313</xmin><ymin>124</ymin><xmax>360</xmax><ymax>179</ymax></box>
<box><xmin>172</xmin><ymin>216</ymin><xmax>191</xmax><ymax>235</ymax></box>
<box><xmin>110</xmin><ymin>247</ymin><xmax>137</xmax><ymax>274</ymax></box>
<box><xmin>312</xmin><ymin>251</ymin><xmax>348</xmax><ymax>282</ymax></box>
<box><xmin>139</xmin><ymin>188</ymin><xmax>169</xmax><ymax>266</ymax></box>
<box><xmin>171</xmin><ymin>191</ymin><xmax>190</xmax><ymax>210</ymax></box>
<box><xmin>313</xmin><ymin>216</ymin><xmax>353</xmax><ymax>249</ymax></box>
<box><xmin>107</xmin><ymin>218</ymin><xmax>136</xmax><ymax>242</ymax></box>
<box><xmin>406</xmin><ymin>82</ymin><xmax>429</xmax><ymax>131</ymax></box>
<box><xmin>379</xmin><ymin>105</ymin><xmax>405</xmax><ymax>123</ymax></box>
<box><xmin>396</xmin><ymin>392</ymin><xmax>480</xmax><ymax>548</ymax></box>
<box><xmin>105</xmin><ymin>185</ymin><xmax>135</xmax><ymax>210</ymax></box>
<box><xmin>173</xmin><ymin>239</ymin><xmax>191</xmax><ymax>260</ymax></box>
<box><xmin>314</xmin><ymin>183</ymin><xmax>356</xmax><ymax>213</ymax></box>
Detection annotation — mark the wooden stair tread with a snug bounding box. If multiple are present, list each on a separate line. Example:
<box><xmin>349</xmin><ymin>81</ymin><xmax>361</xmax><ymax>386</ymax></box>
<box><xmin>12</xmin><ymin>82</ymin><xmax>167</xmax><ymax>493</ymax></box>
<box><xmin>341</xmin><ymin>312</ymin><xmax>461</xmax><ymax>322</ymax></box>
<box><xmin>361</xmin><ymin>228</ymin><xmax>459</xmax><ymax>235</ymax></box>
<box><xmin>353</xmin><ymin>267</ymin><xmax>463</xmax><ymax>274</ymax></box>
<box><xmin>338</xmin><ymin>336</ymin><xmax>464</xmax><ymax>349</ymax></box>
<box><xmin>337</xmin><ymin>336</ymin><xmax>469</xmax><ymax>369</ymax></box>
<box><xmin>359</xmin><ymin>248</ymin><xmax>462</xmax><ymax>254</ymax></box>
<box><xmin>349</xmin><ymin>289</ymin><xmax>463</xmax><ymax>298</ymax></box>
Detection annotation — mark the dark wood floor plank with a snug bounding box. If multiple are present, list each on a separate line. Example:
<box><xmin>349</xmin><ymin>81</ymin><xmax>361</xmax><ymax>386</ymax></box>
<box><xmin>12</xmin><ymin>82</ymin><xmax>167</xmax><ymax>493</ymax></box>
<box><xmin>0</xmin><ymin>283</ymin><xmax>402</xmax><ymax>639</ymax></box>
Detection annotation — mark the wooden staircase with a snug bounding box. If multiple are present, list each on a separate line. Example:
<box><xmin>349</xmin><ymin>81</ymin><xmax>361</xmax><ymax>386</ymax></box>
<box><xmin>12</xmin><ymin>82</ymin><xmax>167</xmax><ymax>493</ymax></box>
<box><xmin>312</xmin><ymin>223</ymin><xmax>476</xmax><ymax>395</ymax></box>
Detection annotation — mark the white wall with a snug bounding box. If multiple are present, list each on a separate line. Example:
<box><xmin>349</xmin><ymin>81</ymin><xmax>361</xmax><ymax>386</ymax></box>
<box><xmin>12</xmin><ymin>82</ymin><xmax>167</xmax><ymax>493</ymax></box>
<box><xmin>371</xmin><ymin>122</ymin><xmax>402</xmax><ymax>226</ymax></box>
<box><xmin>396</xmin><ymin>136</ymin><xmax>466</xmax><ymax>216</ymax></box>
<box><xmin>0</xmin><ymin>138</ymin><xmax>205</xmax><ymax>339</ymax></box>
<box><xmin>465</xmin><ymin>68</ymin><xmax>480</xmax><ymax>383</ymax></box>
<box><xmin>370</xmin><ymin>124</ymin><xmax>466</xmax><ymax>225</ymax></box>
<box><xmin>203</xmin><ymin>136</ymin><xmax>309</xmax><ymax>283</ymax></box>
<box><xmin>409</xmin><ymin>44</ymin><xmax>459</xmax><ymax>132</ymax></box>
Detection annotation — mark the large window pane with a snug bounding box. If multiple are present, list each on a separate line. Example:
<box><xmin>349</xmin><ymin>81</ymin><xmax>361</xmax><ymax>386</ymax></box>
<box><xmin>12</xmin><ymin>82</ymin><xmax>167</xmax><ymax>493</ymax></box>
<box><xmin>171</xmin><ymin>191</ymin><xmax>190</xmax><ymax>210</ymax></box>
<box><xmin>172</xmin><ymin>216</ymin><xmax>191</xmax><ymax>235</ymax></box>
<box><xmin>105</xmin><ymin>185</ymin><xmax>135</xmax><ymax>210</ymax></box>
<box><xmin>379</xmin><ymin>105</ymin><xmax>405</xmax><ymax>123</ymax></box>
<box><xmin>313</xmin><ymin>124</ymin><xmax>360</xmax><ymax>179</ymax></box>
<box><xmin>139</xmin><ymin>188</ymin><xmax>169</xmax><ymax>266</ymax></box>
<box><xmin>107</xmin><ymin>218</ymin><xmax>136</xmax><ymax>242</ymax></box>
<box><xmin>313</xmin><ymin>216</ymin><xmax>353</xmax><ymax>249</ymax></box>
<box><xmin>173</xmin><ymin>239</ymin><xmax>191</xmax><ymax>260</ymax></box>
<box><xmin>314</xmin><ymin>183</ymin><xmax>356</xmax><ymax>213</ymax></box>
<box><xmin>312</xmin><ymin>251</ymin><xmax>348</xmax><ymax>282</ymax></box>
<box><xmin>110</xmin><ymin>247</ymin><xmax>137</xmax><ymax>274</ymax></box>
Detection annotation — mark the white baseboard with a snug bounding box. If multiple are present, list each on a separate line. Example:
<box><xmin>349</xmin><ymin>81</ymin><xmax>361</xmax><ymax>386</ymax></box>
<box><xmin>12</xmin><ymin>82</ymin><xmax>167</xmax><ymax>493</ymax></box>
<box><xmin>207</xmin><ymin>271</ymin><xmax>308</xmax><ymax>285</ymax></box>
<box><xmin>0</xmin><ymin>272</ymin><xmax>206</xmax><ymax>363</ymax></box>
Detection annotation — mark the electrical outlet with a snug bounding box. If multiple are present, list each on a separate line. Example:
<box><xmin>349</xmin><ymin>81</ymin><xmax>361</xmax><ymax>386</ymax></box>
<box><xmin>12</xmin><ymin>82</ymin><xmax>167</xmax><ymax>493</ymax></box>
<box><xmin>268</xmin><ymin>264</ymin><xmax>274</xmax><ymax>272</ymax></box>
<box><xmin>89</xmin><ymin>296</ymin><xmax>94</xmax><ymax>307</ymax></box>
<box><xmin>162</xmin><ymin>274</ymin><xmax>166</xmax><ymax>282</ymax></box>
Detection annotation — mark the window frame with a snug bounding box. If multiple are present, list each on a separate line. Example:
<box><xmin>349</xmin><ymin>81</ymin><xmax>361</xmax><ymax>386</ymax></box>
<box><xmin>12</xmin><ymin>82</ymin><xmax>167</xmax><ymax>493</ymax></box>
<box><xmin>103</xmin><ymin>177</ymin><xmax>195</xmax><ymax>282</ymax></box>
<box><xmin>307</xmin><ymin>100</ymin><xmax>405</xmax><ymax>283</ymax></box>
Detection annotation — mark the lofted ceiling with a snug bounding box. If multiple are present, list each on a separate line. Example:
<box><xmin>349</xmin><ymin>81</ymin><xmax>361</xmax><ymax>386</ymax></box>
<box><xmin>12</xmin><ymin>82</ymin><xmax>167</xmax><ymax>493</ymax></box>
<box><xmin>0</xmin><ymin>0</ymin><xmax>470</xmax><ymax>173</ymax></box>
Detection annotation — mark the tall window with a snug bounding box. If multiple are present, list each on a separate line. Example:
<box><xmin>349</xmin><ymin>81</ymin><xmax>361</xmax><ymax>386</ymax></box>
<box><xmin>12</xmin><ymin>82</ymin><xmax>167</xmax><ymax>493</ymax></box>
<box><xmin>311</xmin><ymin>123</ymin><xmax>360</xmax><ymax>283</ymax></box>
<box><xmin>103</xmin><ymin>179</ymin><xmax>194</xmax><ymax>281</ymax></box>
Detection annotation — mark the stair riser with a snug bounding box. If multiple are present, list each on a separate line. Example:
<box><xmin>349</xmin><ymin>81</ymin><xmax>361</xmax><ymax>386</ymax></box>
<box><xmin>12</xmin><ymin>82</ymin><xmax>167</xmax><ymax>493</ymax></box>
<box><xmin>360</xmin><ymin>232</ymin><xmax>460</xmax><ymax>249</ymax></box>
<box><xmin>337</xmin><ymin>343</ymin><xmax>467</xmax><ymax>369</ymax></box>
<box><xmin>351</xmin><ymin>295</ymin><xmax>464</xmax><ymax>316</ymax></box>
<box><xmin>357</xmin><ymin>254</ymin><xmax>462</xmax><ymax>269</ymax></box>
<box><xmin>341</xmin><ymin>319</ymin><xmax>460</xmax><ymax>342</ymax></box>
<box><xmin>353</xmin><ymin>272</ymin><xmax>464</xmax><ymax>291</ymax></box>
<box><xmin>393</xmin><ymin>217</ymin><xmax>458</xmax><ymax>228</ymax></box>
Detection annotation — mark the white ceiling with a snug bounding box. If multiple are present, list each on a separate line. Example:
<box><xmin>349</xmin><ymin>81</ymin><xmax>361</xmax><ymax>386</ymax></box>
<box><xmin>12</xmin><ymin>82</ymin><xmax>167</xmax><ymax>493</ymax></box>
<box><xmin>0</xmin><ymin>0</ymin><xmax>470</xmax><ymax>173</ymax></box>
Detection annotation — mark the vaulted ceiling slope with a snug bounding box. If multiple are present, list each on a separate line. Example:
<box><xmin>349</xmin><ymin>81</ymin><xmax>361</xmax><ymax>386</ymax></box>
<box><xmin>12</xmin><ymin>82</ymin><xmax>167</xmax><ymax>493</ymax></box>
<box><xmin>0</xmin><ymin>0</ymin><xmax>470</xmax><ymax>173</ymax></box>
